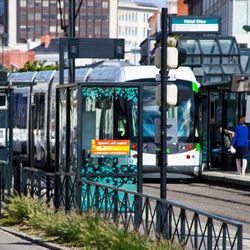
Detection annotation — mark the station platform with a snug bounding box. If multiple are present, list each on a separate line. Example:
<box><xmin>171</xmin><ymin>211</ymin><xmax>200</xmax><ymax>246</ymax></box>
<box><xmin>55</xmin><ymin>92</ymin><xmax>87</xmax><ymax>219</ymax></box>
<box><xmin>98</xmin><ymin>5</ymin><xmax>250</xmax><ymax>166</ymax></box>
<box><xmin>202</xmin><ymin>169</ymin><xmax>250</xmax><ymax>188</ymax></box>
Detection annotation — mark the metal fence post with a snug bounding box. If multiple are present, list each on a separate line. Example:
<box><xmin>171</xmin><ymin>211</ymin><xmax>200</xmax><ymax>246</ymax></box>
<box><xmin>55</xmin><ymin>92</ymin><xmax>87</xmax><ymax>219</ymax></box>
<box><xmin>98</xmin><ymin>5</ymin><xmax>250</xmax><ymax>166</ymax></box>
<box><xmin>0</xmin><ymin>164</ymin><xmax>2</xmax><ymax>215</ymax></box>
<box><xmin>237</xmin><ymin>224</ymin><xmax>243</xmax><ymax>250</ymax></box>
<box><xmin>113</xmin><ymin>189</ymin><xmax>118</xmax><ymax>224</ymax></box>
<box><xmin>180</xmin><ymin>208</ymin><xmax>186</xmax><ymax>243</ymax></box>
<box><xmin>194</xmin><ymin>213</ymin><xmax>198</xmax><ymax>249</ymax></box>
<box><xmin>135</xmin><ymin>194</ymin><xmax>141</xmax><ymax>229</ymax></box>
<box><xmin>207</xmin><ymin>218</ymin><xmax>213</xmax><ymax>250</ymax></box>
<box><xmin>18</xmin><ymin>163</ymin><xmax>23</xmax><ymax>194</ymax></box>
<box><xmin>222</xmin><ymin>222</ymin><xmax>227</xmax><ymax>249</ymax></box>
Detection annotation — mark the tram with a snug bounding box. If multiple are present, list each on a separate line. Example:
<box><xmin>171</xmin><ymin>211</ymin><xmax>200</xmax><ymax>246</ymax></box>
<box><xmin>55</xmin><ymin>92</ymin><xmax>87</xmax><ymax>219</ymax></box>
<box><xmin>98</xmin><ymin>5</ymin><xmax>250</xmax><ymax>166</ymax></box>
<box><xmin>86</xmin><ymin>62</ymin><xmax>203</xmax><ymax>179</ymax></box>
<box><xmin>9</xmin><ymin>62</ymin><xmax>203</xmax><ymax>179</ymax></box>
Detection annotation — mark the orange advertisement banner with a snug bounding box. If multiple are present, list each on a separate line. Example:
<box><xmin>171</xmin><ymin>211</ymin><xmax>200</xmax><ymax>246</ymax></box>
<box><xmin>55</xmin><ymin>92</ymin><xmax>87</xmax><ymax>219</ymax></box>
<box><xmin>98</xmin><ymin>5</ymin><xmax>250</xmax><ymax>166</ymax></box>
<box><xmin>91</xmin><ymin>139</ymin><xmax>130</xmax><ymax>156</ymax></box>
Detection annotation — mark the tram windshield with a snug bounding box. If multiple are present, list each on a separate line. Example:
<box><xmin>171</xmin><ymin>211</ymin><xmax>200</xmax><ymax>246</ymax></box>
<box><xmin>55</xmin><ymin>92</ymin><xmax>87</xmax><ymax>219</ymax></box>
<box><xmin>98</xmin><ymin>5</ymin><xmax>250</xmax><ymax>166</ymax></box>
<box><xmin>143</xmin><ymin>80</ymin><xmax>197</xmax><ymax>144</ymax></box>
<box><xmin>81</xmin><ymin>81</ymin><xmax>198</xmax><ymax>150</ymax></box>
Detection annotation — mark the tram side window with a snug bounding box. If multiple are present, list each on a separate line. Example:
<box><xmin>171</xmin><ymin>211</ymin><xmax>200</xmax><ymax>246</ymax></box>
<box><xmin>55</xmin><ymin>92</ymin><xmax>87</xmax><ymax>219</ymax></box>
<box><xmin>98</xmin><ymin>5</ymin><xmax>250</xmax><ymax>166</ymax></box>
<box><xmin>13</xmin><ymin>93</ymin><xmax>28</xmax><ymax>129</ymax></box>
<box><xmin>34</xmin><ymin>93</ymin><xmax>45</xmax><ymax>130</ymax></box>
<box><xmin>115</xmin><ymin>100</ymin><xmax>136</xmax><ymax>141</ymax></box>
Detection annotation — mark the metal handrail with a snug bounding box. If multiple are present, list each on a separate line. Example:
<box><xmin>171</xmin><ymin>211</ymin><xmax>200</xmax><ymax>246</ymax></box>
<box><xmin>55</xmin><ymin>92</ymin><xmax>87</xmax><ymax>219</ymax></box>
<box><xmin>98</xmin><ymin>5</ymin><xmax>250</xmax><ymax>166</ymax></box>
<box><xmin>0</xmin><ymin>166</ymin><xmax>243</xmax><ymax>249</ymax></box>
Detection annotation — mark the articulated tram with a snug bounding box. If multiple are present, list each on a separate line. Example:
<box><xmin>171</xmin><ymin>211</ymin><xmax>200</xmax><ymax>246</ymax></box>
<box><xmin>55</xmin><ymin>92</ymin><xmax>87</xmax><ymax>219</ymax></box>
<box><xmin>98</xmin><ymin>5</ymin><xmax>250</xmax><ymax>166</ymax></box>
<box><xmin>9</xmin><ymin>62</ymin><xmax>203</xmax><ymax>179</ymax></box>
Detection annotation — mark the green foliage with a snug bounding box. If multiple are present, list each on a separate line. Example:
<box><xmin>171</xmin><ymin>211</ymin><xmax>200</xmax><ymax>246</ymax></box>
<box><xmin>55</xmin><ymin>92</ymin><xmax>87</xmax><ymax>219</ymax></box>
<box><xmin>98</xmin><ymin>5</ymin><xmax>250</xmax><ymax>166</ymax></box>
<box><xmin>1</xmin><ymin>195</ymin><xmax>182</xmax><ymax>250</ymax></box>
<box><xmin>1</xmin><ymin>194</ymin><xmax>47</xmax><ymax>224</ymax></box>
<box><xmin>17</xmin><ymin>60</ymin><xmax>59</xmax><ymax>72</ymax></box>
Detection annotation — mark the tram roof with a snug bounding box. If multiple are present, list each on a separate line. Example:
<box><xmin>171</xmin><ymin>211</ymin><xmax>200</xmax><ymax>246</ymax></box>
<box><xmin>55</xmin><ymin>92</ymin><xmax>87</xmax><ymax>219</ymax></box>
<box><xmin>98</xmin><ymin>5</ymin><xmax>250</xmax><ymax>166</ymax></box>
<box><xmin>87</xmin><ymin>63</ymin><xmax>199</xmax><ymax>86</ymax></box>
<box><xmin>53</xmin><ymin>68</ymin><xmax>93</xmax><ymax>83</ymax></box>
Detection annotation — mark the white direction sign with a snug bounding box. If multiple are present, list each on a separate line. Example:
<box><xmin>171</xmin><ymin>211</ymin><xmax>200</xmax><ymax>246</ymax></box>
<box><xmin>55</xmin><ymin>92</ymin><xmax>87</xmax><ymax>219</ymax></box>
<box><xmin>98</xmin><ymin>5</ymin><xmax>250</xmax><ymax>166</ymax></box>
<box><xmin>170</xmin><ymin>17</ymin><xmax>220</xmax><ymax>34</ymax></box>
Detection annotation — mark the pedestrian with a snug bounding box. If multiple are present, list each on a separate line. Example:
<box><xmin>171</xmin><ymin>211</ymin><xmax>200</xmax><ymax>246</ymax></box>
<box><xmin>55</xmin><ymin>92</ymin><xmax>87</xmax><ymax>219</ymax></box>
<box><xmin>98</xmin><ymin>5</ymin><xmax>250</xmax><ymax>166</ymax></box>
<box><xmin>212</xmin><ymin>125</ymin><xmax>234</xmax><ymax>168</ymax></box>
<box><xmin>231</xmin><ymin>117</ymin><xmax>249</xmax><ymax>175</ymax></box>
<box><xmin>217</xmin><ymin>125</ymin><xmax>234</xmax><ymax>149</ymax></box>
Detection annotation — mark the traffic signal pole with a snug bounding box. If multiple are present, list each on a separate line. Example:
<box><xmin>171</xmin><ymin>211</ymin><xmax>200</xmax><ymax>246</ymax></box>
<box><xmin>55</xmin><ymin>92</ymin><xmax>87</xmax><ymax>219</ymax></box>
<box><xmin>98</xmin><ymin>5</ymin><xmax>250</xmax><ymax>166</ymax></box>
<box><xmin>69</xmin><ymin>0</ymin><xmax>76</xmax><ymax>83</ymax></box>
<box><xmin>160</xmin><ymin>8</ymin><xmax>168</xmax><ymax>200</ymax></box>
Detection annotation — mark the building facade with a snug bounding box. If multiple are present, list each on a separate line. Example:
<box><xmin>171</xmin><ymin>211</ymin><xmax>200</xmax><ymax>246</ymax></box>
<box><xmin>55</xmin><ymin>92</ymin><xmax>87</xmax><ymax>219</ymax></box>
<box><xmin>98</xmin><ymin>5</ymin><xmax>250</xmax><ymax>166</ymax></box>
<box><xmin>185</xmin><ymin>0</ymin><xmax>250</xmax><ymax>48</ymax></box>
<box><xmin>118</xmin><ymin>0</ymin><xmax>159</xmax><ymax>64</ymax></box>
<box><xmin>4</xmin><ymin>0</ymin><xmax>118</xmax><ymax>50</ymax></box>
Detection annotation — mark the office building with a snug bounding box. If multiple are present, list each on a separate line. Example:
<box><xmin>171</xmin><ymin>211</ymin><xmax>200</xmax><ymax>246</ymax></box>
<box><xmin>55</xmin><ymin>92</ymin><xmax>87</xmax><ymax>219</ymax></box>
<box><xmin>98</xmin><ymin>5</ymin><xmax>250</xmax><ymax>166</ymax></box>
<box><xmin>184</xmin><ymin>0</ymin><xmax>250</xmax><ymax>48</ymax></box>
<box><xmin>118</xmin><ymin>0</ymin><xmax>159</xmax><ymax>64</ymax></box>
<box><xmin>3</xmin><ymin>0</ymin><xmax>118</xmax><ymax>49</ymax></box>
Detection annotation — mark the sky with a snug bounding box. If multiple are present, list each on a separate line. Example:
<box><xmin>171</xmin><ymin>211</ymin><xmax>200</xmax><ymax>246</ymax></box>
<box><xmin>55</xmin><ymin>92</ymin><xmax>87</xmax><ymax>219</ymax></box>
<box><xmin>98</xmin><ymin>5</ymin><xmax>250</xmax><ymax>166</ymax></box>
<box><xmin>137</xmin><ymin>0</ymin><xmax>167</xmax><ymax>7</ymax></box>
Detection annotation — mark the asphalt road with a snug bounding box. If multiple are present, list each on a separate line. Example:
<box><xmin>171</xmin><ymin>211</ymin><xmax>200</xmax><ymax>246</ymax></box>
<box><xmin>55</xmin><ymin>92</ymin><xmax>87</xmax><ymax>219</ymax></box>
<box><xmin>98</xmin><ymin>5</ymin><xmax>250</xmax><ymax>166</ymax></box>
<box><xmin>143</xmin><ymin>180</ymin><xmax>250</xmax><ymax>232</ymax></box>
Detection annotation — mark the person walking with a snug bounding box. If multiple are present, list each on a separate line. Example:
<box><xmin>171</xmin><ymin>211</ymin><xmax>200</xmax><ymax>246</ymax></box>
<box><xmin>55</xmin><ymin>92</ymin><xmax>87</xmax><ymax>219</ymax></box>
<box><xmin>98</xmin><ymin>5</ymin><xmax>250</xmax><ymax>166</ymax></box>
<box><xmin>231</xmin><ymin>117</ymin><xmax>249</xmax><ymax>175</ymax></box>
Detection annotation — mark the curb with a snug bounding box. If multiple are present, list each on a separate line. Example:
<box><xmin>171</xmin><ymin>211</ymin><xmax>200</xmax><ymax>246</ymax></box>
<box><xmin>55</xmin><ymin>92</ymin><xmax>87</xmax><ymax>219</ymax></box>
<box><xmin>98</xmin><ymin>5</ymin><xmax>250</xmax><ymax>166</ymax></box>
<box><xmin>202</xmin><ymin>173</ymin><xmax>250</xmax><ymax>189</ymax></box>
<box><xmin>0</xmin><ymin>226</ymin><xmax>68</xmax><ymax>250</ymax></box>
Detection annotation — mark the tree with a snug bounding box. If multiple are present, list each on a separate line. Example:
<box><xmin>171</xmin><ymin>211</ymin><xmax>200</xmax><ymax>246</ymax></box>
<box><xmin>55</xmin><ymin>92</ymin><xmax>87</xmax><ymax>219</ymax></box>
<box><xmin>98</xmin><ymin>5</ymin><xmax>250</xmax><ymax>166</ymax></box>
<box><xmin>17</xmin><ymin>60</ymin><xmax>59</xmax><ymax>72</ymax></box>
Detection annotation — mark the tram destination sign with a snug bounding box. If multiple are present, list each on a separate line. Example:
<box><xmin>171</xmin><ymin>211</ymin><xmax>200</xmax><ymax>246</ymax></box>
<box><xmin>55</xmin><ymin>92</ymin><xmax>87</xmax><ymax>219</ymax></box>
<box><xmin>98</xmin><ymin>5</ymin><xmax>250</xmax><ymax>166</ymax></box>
<box><xmin>169</xmin><ymin>16</ymin><xmax>221</xmax><ymax>34</ymax></box>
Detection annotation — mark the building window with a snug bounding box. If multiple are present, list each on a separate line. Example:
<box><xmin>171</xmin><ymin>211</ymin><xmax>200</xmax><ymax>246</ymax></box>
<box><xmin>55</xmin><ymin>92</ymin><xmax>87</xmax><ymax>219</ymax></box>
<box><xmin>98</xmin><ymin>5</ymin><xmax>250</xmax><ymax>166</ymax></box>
<box><xmin>50</xmin><ymin>14</ymin><xmax>56</xmax><ymax>20</ymax></box>
<box><xmin>50</xmin><ymin>26</ymin><xmax>56</xmax><ymax>32</ymax></box>
<box><xmin>35</xmin><ymin>13</ymin><xmax>41</xmax><ymax>20</ymax></box>
<box><xmin>20</xmin><ymin>25</ymin><xmax>26</xmax><ymax>32</ymax></box>
<box><xmin>43</xmin><ymin>0</ymin><xmax>49</xmax><ymax>7</ymax></box>
<box><xmin>233</xmin><ymin>0</ymin><xmax>248</xmax><ymax>34</ymax></box>
<box><xmin>102</xmin><ymin>1</ymin><xmax>108</xmax><ymax>8</ymax></box>
<box><xmin>20</xmin><ymin>0</ymin><xmax>26</xmax><ymax>7</ymax></box>
<box><xmin>102</xmin><ymin>15</ymin><xmax>108</xmax><ymax>21</ymax></box>
<box><xmin>42</xmin><ymin>14</ymin><xmax>49</xmax><ymax>20</ymax></box>
<box><xmin>87</xmin><ymin>1</ymin><xmax>94</xmax><ymax>7</ymax></box>
<box><xmin>35</xmin><ymin>0</ymin><xmax>42</xmax><ymax>7</ymax></box>
<box><xmin>50</xmin><ymin>0</ymin><xmax>56</xmax><ymax>7</ymax></box>
<box><xmin>95</xmin><ymin>26</ymin><xmax>101</xmax><ymax>35</ymax></box>
<box><xmin>28</xmin><ymin>13</ymin><xmax>34</xmax><ymax>20</ymax></box>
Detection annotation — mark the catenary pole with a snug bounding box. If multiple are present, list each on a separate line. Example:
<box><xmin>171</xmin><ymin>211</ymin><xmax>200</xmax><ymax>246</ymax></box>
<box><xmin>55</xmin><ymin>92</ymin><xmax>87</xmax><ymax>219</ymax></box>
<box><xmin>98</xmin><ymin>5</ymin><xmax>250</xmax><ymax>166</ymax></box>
<box><xmin>69</xmin><ymin>0</ymin><xmax>75</xmax><ymax>83</ymax></box>
<box><xmin>160</xmin><ymin>8</ymin><xmax>168</xmax><ymax>200</ymax></box>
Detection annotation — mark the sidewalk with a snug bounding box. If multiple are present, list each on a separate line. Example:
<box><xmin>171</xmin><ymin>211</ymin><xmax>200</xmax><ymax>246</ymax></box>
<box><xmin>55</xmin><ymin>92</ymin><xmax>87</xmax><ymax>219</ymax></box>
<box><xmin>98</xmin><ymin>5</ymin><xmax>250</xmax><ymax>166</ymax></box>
<box><xmin>202</xmin><ymin>169</ymin><xmax>250</xmax><ymax>188</ymax></box>
<box><xmin>0</xmin><ymin>227</ymin><xmax>73</xmax><ymax>250</ymax></box>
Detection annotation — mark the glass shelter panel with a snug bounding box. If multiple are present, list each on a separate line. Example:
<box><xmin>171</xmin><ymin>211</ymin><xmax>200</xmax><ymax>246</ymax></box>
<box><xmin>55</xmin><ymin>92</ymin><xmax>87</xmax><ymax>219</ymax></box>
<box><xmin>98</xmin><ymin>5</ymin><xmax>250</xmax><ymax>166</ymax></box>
<box><xmin>199</xmin><ymin>39</ymin><xmax>220</xmax><ymax>54</ymax></box>
<box><xmin>178</xmin><ymin>39</ymin><xmax>201</xmax><ymax>55</ymax></box>
<box><xmin>0</xmin><ymin>91</ymin><xmax>8</xmax><ymax>161</ymax></box>
<box><xmin>69</xmin><ymin>88</ymin><xmax>78</xmax><ymax>172</ymax></box>
<box><xmin>58</xmin><ymin>89</ymin><xmax>67</xmax><ymax>171</ymax></box>
<box><xmin>81</xmin><ymin>86</ymin><xmax>138</xmax><ymax>189</ymax></box>
<box><xmin>218</xmin><ymin>39</ymin><xmax>238</xmax><ymax>55</ymax></box>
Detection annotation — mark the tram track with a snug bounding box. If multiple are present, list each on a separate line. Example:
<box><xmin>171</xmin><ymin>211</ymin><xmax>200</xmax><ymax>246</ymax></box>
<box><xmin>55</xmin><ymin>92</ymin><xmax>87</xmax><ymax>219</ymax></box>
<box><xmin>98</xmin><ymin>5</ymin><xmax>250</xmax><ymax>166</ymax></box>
<box><xmin>142</xmin><ymin>181</ymin><xmax>250</xmax><ymax>229</ymax></box>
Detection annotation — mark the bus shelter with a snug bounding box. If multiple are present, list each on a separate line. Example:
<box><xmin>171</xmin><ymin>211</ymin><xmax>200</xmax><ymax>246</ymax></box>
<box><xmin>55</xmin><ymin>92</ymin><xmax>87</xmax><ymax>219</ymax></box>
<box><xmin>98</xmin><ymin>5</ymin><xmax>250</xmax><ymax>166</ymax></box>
<box><xmin>177</xmin><ymin>36</ymin><xmax>249</xmax><ymax>170</ymax></box>
<box><xmin>55</xmin><ymin>81</ymin><xmax>151</xmax><ymax>211</ymax></box>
